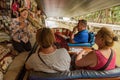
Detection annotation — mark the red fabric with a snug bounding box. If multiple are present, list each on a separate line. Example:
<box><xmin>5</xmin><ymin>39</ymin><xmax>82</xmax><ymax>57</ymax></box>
<box><xmin>25</xmin><ymin>0</ymin><xmax>31</xmax><ymax>9</ymax></box>
<box><xmin>87</xmin><ymin>50</ymin><xmax>116</xmax><ymax>70</ymax></box>
<box><xmin>54</xmin><ymin>33</ymin><xmax>69</xmax><ymax>50</ymax></box>
<box><xmin>12</xmin><ymin>2</ymin><xmax>19</xmax><ymax>12</ymax></box>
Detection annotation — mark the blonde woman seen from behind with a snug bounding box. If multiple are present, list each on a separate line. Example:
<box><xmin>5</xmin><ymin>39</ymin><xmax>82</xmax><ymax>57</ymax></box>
<box><xmin>75</xmin><ymin>27</ymin><xmax>118</xmax><ymax>70</ymax></box>
<box><xmin>25</xmin><ymin>28</ymin><xmax>71</xmax><ymax>73</ymax></box>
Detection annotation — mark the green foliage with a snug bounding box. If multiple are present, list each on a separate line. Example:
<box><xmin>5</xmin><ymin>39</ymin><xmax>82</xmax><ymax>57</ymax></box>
<box><xmin>74</xmin><ymin>6</ymin><xmax>120</xmax><ymax>25</ymax></box>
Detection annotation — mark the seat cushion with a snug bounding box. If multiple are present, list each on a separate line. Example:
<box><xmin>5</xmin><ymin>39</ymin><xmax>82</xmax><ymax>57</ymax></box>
<box><xmin>68</xmin><ymin>43</ymin><xmax>91</xmax><ymax>47</ymax></box>
<box><xmin>28</xmin><ymin>67</ymin><xmax>120</xmax><ymax>80</ymax></box>
<box><xmin>88</xmin><ymin>32</ymin><xmax>95</xmax><ymax>46</ymax></box>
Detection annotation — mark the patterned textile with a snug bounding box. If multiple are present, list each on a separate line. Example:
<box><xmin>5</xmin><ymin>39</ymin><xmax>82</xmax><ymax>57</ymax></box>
<box><xmin>0</xmin><ymin>45</ymin><xmax>10</xmax><ymax>60</ymax></box>
<box><xmin>0</xmin><ymin>56</ymin><xmax>13</xmax><ymax>73</ymax></box>
<box><xmin>9</xmin><ymin>19</ymin><xmax>30</xmax><ymax>43</ymax></box>
<box><xmin>0</xmin><ymin>32</ymin><xmax>11</xmax><ymax>42</ymax></box>
<box><xmin>0</xmin><ymin>45</ymin><xmax>13</xmax><ymax>74</ymax></box>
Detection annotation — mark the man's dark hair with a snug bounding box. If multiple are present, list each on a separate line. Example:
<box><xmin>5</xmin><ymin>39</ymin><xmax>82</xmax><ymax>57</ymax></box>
<box><xmin>78</xmin><ymin>19</ymin><xmax>87</xmax><ymax>26</ymax></box>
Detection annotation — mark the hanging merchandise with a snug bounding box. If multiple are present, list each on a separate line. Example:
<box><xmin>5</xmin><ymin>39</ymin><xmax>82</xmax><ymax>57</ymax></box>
<box><xmin>24</xmin><ymin>0</ymin><xmax>31</xmax><ymax>9</ymax></box>
<box><xmin>11</xmin><ymin>0</ymin><xmax>19</xmax><ymax>18</ymax></box>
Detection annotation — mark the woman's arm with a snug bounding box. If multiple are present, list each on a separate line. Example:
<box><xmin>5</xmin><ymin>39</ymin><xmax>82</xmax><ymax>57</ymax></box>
<box><xmin>25</xmin><ymin>60</ymin><xmax>34</xmax><ymax>71</ymax></box>
<box><xmin>75</xmin><ymin>51</ymin><xmax>97</xmax><ymax>68</ymax></box>
<box><xmin>25</xmin><ymin>54</ymin><xmax>35</xmax><ymax>70</ymax></box>
<box><xmin>25</xmin><ymin>64</ymin><xmax>32</xmax><ymax>70</ymax></box>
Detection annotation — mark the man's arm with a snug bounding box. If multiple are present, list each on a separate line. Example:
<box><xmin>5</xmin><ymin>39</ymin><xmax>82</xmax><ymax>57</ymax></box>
<box><xmin>69</xmin><ymin>26</ymin><xmax>77</xmax><ymax>43</ymax></box>
<box><xmin>69</xmin><ymin>32</ymin><xmax>75</xmax><ymax>43</ymax></box>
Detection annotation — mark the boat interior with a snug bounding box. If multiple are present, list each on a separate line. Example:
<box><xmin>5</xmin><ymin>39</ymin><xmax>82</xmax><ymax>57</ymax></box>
<box><xmin>0</xmin><ymin>0</ymin><xmax>120</xmax><ymax>80</ymax></box>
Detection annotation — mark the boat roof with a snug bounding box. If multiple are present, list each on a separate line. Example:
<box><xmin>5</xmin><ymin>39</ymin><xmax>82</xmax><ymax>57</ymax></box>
<box><xmin>36</xmin><ymin>0</ymin><xmax>120</xmax><ymax>17</ymax></box>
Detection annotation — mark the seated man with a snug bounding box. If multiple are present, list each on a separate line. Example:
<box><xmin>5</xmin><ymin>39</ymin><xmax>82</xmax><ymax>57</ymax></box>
<box><xmin>69</xmin><ymin>19</ymin><xmax>89</xmax><ymax>43</ymax></box>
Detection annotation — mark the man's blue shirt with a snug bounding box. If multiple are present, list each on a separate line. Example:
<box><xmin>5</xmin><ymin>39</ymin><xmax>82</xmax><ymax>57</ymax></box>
<box><xmin>73</xmin><ymin>30</ymin><xmax>89</xmax><ymax>43</ymax></box>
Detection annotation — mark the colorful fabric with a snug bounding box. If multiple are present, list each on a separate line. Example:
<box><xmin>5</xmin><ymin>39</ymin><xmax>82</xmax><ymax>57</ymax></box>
<box><xmin>11</xmin><ymin>2</ymin><xmax>19</xmax><ymax>12</ymax></box>
<box><xmin>0</xmin><ymin>45</ymin><xmax>13</xmax><ymax>74</ymax></box>
<box><xmin>9</xmin><ymin>19</ymin><xmax>30</xmax><ymax>43</ymax></box>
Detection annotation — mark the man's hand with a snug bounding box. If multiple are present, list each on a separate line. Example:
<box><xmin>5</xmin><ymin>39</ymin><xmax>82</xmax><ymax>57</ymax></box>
<box><xmin>70</xmin><ymin>33</ymin><xmax>74</xmax><ymax>39</ymax></box>
<box><xmin>69</xmin><ymin>33</ymin><xmax>75</xmax><ymax>43</ymax></box>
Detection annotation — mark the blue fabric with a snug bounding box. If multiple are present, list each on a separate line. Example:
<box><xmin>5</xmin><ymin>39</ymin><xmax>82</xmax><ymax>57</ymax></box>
<box><xmin>68</xmin><ymin>32</ymin><xmax>95</xmax><ymax>47</ymax></box>
<box><xmin>73</xmin><ymin>30</ymin><xmax>89</xmax><ymax>43</ymax></box>
<box><xmin>28</xmin><ymin>67</ymin><xmax>120</xmax><ymax>80</ymax></box>
<box><xmin>68</xmin><ymin>43</ymin><xmax>91</xmax><ymax>47</ymax></box>
<box><xmin>88</xmin><ymin>32</ymin><xmax>95</xmax><ymax>45</ymax></box>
